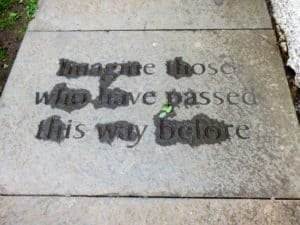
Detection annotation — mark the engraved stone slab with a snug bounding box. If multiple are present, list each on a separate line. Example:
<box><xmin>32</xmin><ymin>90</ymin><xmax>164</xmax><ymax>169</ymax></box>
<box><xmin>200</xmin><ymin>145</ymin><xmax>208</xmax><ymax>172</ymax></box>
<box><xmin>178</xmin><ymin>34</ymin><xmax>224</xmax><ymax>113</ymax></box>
<box><xmin>0</xmin><ymin>31</ymin><xmax>299</xmax><ymax>197</ymax></box>
<box><xmin>28</xmin><ymin>0</ymin><xmax>272</xmax><ymax>31</ymax></box>
<box><xmin>0</xmin><ymin>197</ymin><xmax>299</xmax><ymax>225</ymax></box>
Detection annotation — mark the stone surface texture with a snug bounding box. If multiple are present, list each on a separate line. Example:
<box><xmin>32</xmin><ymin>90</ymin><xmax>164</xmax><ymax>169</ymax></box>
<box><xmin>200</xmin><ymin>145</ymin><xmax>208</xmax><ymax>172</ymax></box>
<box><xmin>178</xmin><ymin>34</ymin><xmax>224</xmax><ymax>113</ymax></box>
<box><xmin>0</xmin><ymin>31</ymin><xmax>299</xmax><ymax>197</ymax></box>
<box><xmin>271</xmin><ymin>0</ymin><xmax>300</xmax><ymax>85</ymax></box>
<box><xmin>0</xmin><ymin>197</ymin><xmax>299</xmax><ymax>225</ymax></box>
<box><xmin>0</xmin><ymin>0</ymin><xmax>299</xmax><ymax>223</ymax></box>
<box><xmin>28</xmin><ymin>0</ymin><xmax>272</xmax><ymax>30</ymax></box>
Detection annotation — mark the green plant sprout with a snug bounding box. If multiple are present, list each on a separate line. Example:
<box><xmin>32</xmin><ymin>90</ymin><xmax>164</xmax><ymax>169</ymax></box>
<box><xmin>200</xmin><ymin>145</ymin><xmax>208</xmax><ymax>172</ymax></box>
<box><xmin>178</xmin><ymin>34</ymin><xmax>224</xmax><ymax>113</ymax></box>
<box><xmin>26</xmin><ymin>0</ymin><xmax>37</xmax><ymax>20</ymax></box>
<box><xmin>3</xmin><ymin>63</ymin><xmax>9</xmax><ymax>69</ymax></box>
<box><xmin>0</xmin><ymin>47</ymin><xmax>6</xmax><ymax>61</ymax></box>
<box><xmin>0</xmin><ymin>0</ymin><xmax>12</xmax><ymax>12</ymax></box>
<box><xmin>8</xmin><ymin>12</ymin><xmax>20</xmax><ymax>22</ymax></box>
<box><xmin>159</xmin><ymin>103</ymin><xmax>173</xmax><ymax>118</ymax></box>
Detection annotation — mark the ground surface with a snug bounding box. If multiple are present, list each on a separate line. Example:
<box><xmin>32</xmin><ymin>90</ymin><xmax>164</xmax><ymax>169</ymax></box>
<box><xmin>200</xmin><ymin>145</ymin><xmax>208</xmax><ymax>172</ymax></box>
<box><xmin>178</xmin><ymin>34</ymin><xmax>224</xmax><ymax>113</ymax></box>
<box><xmin>0</xmin><ymin>0</ymin><xmax>37</xmax><ymax>95</ymax></box>
<box><xmin>1</xmin><ymin>0</ymin><xmax>299</xmax><ymax>121</ymax></box>
<box><xmin>0</xmin><ymin>198</ymin><xmax>299</xmax><ymax>225</ymax></box>
<box><xmin>0</xmin><ymin>0</ymin><xmax>299</xmax><ymax>224</ymax></box>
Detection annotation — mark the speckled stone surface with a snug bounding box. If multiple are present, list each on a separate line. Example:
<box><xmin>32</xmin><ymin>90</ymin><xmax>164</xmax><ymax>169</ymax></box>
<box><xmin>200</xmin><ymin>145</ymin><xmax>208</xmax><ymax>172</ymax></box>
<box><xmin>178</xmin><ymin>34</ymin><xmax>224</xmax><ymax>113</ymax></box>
<box><xmin>0</xmin><ymin>31</ymin><xmax>299</xmax><ymax>197</ymax></box>
<box><xmin>270</xmin><ymin>0</ymin><xmax>300</xmax><ymax>85</ymax></box>
<box><xmin>0</xmin><ymin>197</ymin><xmax>299</xmax><ymax>225</ymax></box>
<box><xmin>28</xmin><ymin>0</ymin><xmax>272</xmax><ymax>30</ymax></box>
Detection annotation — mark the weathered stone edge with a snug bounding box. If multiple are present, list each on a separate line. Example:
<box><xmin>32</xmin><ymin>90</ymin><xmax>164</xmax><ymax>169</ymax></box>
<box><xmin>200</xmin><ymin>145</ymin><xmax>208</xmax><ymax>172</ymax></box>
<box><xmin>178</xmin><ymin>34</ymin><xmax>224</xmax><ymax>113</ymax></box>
<box><xmin>27</xmin><ymin>0</ymin><xmax>272</xmax><ymax>31</ymax></box>
<box><xmin>270</xmin><ymin>0</ymin><xmax>300</xmax><ymax>79</ymax></box>
<box><xmin>0</xmin><ymin>197</ymin><xmax>299</xmax><ymax>225</ymax></box>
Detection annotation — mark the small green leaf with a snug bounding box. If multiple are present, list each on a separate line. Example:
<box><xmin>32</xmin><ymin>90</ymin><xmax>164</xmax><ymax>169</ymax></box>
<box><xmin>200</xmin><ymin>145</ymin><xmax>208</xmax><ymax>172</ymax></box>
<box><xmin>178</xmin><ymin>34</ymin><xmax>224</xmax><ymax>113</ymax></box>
<box><xmin>8</xmin><ymin>12</ymin><xmax>20</xmax><ymax>22</ymax></box>
<box><xmin>162</xmin><ymin>103</ymin><xmax>173</xmax><ymax>113</ymax></box>
<box><xmin>0</xmin><ymin>0</ymin><xmax>13</xmax><ymax>11</ymax></box>
<box><xmin>0</xmin><ymin>48</ymin><xmax>6</xmax><ymax>61</ymax></box>
<box><xmin>26</xmin><ymin>0</ymin><xmax>38</xmax><ymax>20</ymax></box>
<box><xmin>159</xmin><ymin>111</ymin><xmax>167</xmax><ymax>119</ymax></box>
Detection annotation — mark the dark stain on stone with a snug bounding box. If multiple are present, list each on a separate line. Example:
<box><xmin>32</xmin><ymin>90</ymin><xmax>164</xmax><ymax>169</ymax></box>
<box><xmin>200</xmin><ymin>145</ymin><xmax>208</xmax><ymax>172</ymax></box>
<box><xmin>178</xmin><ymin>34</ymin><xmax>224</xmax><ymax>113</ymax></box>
<box><xmin>55</xmin><ymin>59</ymin><xmax>143</xmax><ymax>109</ymax></box>
<box><xmin>95</xmin><ymin>121</ymin><xmax>138</xmax><ymax>145</ymax></box>
<box><xmin>94</xmin><ymin>62</ymin><xmax>142</xmax><ymax>109</ymax></box>
<box><xmin>36</xmin><ymin>83</ymin><xmax>92</xmax><ymax>113</ymax></box>
<box><xmin>214</xmin><ymin>0</ymin><xmax>224</xmax><ymax>6</ymax></box>
<box><xmin>99</xmin><ymin>61</ymin><xmax>141</xmax><ymax>88</ymax></box>
<box><xmin>57</xmin><ymin>59</ymin><xmax>90</xmax><ymax>78</ymax></box>
<box><xmin>154</xmin><ymin>113</ymin><xmax>232</xmax><ymax>146</ymax></box>
<box><xmin>56</xmin><ymin>58</ymin><xmax>142</xmax><ymax>86</ymax></box>
<box><xmin>166</xmin><ymin>89</ymin><xmax>183</xmax><ymax>107</ymax></box>
<box><xmin>36</xmin><ymin>115</ymin><xmax>66</xmax><ymax>143</ymax></box>
<box><xmin>166</xmin><ymin>57</ymin><xmax>193</xmax><ymax>79</ymax></box>
<box><xmin>92</xmin><ymin>87</ymin><xmax>133</xmax><ymax>109</ymax></box>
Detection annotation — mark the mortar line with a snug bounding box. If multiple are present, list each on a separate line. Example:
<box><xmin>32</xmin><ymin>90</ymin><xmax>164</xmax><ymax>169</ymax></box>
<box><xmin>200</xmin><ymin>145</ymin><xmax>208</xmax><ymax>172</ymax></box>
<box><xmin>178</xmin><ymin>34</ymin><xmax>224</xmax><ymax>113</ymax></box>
<box><xmin>0</xmin><ymin>194</ymin><xmax>299</xmax><ymax>201</ymax></box>
<box><xmin>27</xmin><ymin>28</ymin><xmax>273</xmax><ymax>33</ymax></box>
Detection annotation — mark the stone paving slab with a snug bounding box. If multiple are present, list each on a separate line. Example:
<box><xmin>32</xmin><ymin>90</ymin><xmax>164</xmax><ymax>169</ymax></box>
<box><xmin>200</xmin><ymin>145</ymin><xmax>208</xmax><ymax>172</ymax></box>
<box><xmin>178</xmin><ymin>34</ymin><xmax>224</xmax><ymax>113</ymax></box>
<box><xmin>28</xmin><ymin>0</ymin><xmax>272</xmax><ymax>31</ymax></box>
<box><xmin>0</xmin><ymin>197</ymin><xmax>299</xmax><ymax>225</ymax></box>
<box><xmin>0</xmin><ymin>30</ymin><xmax>299</xmax><ymax>198</ymax></box>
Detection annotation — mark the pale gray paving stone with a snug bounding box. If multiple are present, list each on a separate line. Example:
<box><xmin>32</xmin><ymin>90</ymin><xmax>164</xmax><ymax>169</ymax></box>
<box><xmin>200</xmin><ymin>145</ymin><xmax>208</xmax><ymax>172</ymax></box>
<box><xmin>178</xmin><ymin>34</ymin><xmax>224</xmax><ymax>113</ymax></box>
<box><xmin>0</xmin><ymin>30</ymin><xmax>299</xmax><ymax>197</ymax></box>
<box><xmin>0</xmin><ymin>197</ymin><xmax>299</xmax><ymax>225</ymax></box>
<box><xmin>28</xmin><ymin>0</ymin><xmax>272</xmax><ymax>31</ymax></box>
